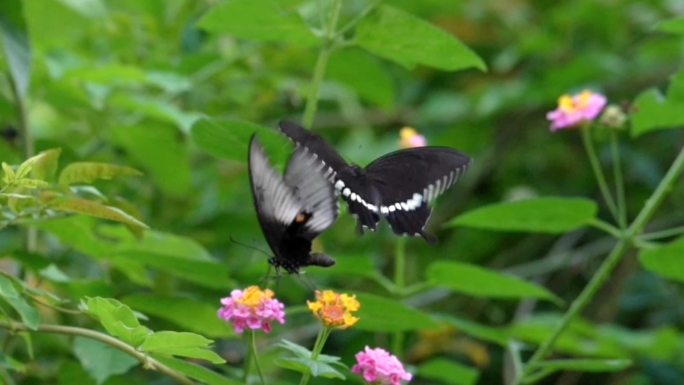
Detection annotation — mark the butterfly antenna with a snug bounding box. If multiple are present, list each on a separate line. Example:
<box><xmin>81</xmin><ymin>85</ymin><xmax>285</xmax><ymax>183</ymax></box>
<box><xmin>229</xmin><ymin>236</ymin><xmax>272</xmax><ymax>258</ymax></box>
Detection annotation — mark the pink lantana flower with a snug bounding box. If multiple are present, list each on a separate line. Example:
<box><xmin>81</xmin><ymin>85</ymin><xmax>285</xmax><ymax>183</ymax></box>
<box><xmin>399</xmin><ymin>127</ymin><xmax>427</xmax><ymax>148</ymax></box>
<box><xmin>352</xmin><ymin>346</ymin><xmax>412</xmax><ymax>385</ymax></box>
<box><xmin>218</xmin><ymin>286</ymin><xmax>285</xmax><ymax>334</ymax></box>
<box><xmin>546</xmin><ymin>90</ymin><xmax>607</xmax><ymax>131</ymax></box>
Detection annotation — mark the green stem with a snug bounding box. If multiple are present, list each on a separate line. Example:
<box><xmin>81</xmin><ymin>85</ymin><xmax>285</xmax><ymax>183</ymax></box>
<box><xmin>392</xmin><ymin>238</ymin><xmax>407</xmax><ymax>356</ymax></box>
<box><xmin>580</xmin><ymin>126</ymin><xmax>619</xmax><ymax>224</ymax></box>
<box><xmin>298</xmin><ymin>327</ymin><xmax>332</xmax><ymax>385</ymax></box>
<box><xmin>250</xmin><ymin>331</ymin><xmax>265</xmax><ymax>385</ymax></box>
<box><xmin>516</xmin><ymin>145</ymin><xmax>684</xmax><ymax>385</ymax></box>
<box><xmin>588</xmin><ymin>218</ymin><xmax>622</xmax><ymax>238</ymax></box>
<box><xmin>610</xmin><ymin>132</ymin><xmax>627</xmax><ymax>229</ymax></box>
<box><xmin>638</xmin><ymin>225</ymin><xmax>684</xmax><ymax>241</ymax></box>
<box><xmin>8</xmin><ymin>70</ymin><xmax>36</xmax><ymax>254</ymax></box>
<box><xmin>301</xmin><ymin>0</ymin><xmax>343</xmax><ymax>128</ymax></box>
<box><xmin>0</xmin><ymin>320</ymin><xmax>194</xmax><ymax>385</ymax></box>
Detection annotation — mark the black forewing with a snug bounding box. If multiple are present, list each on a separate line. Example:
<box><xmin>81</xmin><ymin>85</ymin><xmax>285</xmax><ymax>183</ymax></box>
<box><xmin>277</xmin><ymin>120</ymin><xmax>349</xmax><ymax>178</ymax></box>
<box><xmin>365</xmin><ymin>147</ymin><xmax>471</xmax><ymax>237</ymax></box>
<box><xmin>248</xmin><ymin>136</ymin><xmax>302</xmax><ymax>257</ymax></box>
<box><xmin>284</xmin><ymin>146</ymin><xmax>338</xmax><ymax>239</ymax></box>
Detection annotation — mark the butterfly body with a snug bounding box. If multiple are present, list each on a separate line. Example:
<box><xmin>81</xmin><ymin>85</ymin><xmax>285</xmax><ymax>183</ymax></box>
<box><xmin>248</xmin><ymin>135</ymin><xmax>338</xmax><ymax>274</ymax></box>
<box><xmin>277</xmin><ymin>121</ymin><xmax>472</xmax><ymax>242</ymax></box>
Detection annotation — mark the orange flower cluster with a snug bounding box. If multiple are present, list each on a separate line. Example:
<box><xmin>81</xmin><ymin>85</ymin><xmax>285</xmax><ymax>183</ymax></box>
<box><xmin>307</xmin><ymin>290</ymin><xmax>360</xmax><ymax>329</ymax></box>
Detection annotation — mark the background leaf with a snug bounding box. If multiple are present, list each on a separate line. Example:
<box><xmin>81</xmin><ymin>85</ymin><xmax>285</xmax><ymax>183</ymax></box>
<box><xmin>418</xmin><ymin>358</ymin><xmax>480</xmax><ymax>385</ymax></box>
<box><xmin>59</xmin><ymin>162</ymin><xmax>142</xmax><ymax>185</ymax></box>
<box><xmin>355</xmin><ymin>293</ymin><xmax>439</xmax><ymax>332</ymax></box>
<box><xmin>632</xmin><ymin>70</ymin><xmax>684</xmax><ymax>136</ymax></box>
<box><xmin>0</xmin><ymin>0</ymin><xmax>31</xmax><ymax>97</ymax></box>
<box><xmin>449</xmin><ymin>197</ymin><xmax>597</xmax><ymax>233</ymax></box>
<box><xmin>638</xmin><ymin>236</ymin><xmax>684</xmax><ymax>283</ymax></box>
<box><xmin>73</xmin><ymin>337</ymin><xmax>138</xmax><ymax>385</ymax></box>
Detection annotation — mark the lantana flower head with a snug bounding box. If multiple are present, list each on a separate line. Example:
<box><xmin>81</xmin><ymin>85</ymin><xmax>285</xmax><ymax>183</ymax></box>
<box><xmin>399</xmin><ymin>127</ymin><xmax>427</xmax><ymax>148</ymax></box>
<box><xmin>218</xmin><ymin>286</ymin><xmax>285</xmax><ymax>334</ymax></box>
<box><xmin>352</xmin><ymin>346</ymin><xmax>412</xmax><ymax>385</ymax></box>
<box><xmin>546</xmin><ymin>90</ymin><xmax>607</xmax><ymax>131</ymax></box>
<box><xmin>307</xmin><ymin>290</ymin><xmax>360</xmax><ymax>329</ymax></box>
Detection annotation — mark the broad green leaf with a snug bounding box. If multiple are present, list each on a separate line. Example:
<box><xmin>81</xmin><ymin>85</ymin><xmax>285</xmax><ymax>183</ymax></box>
<box><xmin>0</xmin><ymin>0</ymin><xmax>31</xmax><ymax>98</ymax></box>
<box><xmin>118</xmin><ymin>229</ymin><xmax>214</xmax><ymax>261</ymax></box>
<box><xmin>532</xmin><ymin>358</ymin><xmax>632</xmax><ymax>373</ymax></box>
<box><xmin>418</xmin><ymin>358</ymin><xmax>480</xmax><ymax>385</ymax></box>
<box><xmin>191</xmin><ymin>117</ymin><xmax>290</xmax><ymax>165</ymax></box>
<box><xmin>632</xmin><ymin>70</ymin><xmax>684</xmax><ymax>136</ymax></box>
<box><xmin>328</xmin><ymin>49</ymin><xmax>395</xmax><ymax>108</ymax></box>
<box><xmin>276</xmin><ymin>340</ymin><xmax>343</xmax><ymax>365</ymax></box>
<box><xmin>436</xmin><ymin>315</ymin><xmax>509</xmax><ymax>346</ymax></box>
<box><xmin>355</xmin><ymin>292</ymin><xmax>439</xmax><ymax>332</ymax></box>
<box><xmin>110</xmin><ymin>124</ymin><xmax>191</xmax><ymax>197</ymax></box>
<box><xmin>109</xmin><ymin>94</ymin><xmax>201</xmax><ymax>134</ymax></box>
<box><xmin>154</xmin><ymin>356</ymin><xmax>242</xmax><ymax>385</ymax></box>
<box><xmin>36</xmin><ymin>216</ymin><xmax>108</xmax><ymax>258</ymax></box>
<box><xmin>52</xmin><ymin>198</ymin><xmax>148</xmax><ymax>229</ymax></box>
<box><xmin>83</xmin><ymin>297</ymin><xmax>152</xmax><ymax>346</ymax></box>
<box><xmin>658</xmin><ymin>18</ymin><xmax>684</xmax><ymax>35</ymax></box>
<box><xmin>638</xmin><ymin>236</ymin><xmax>684</xmax><ymax>283</ymax></box>
<box><xmin>122</xmin><ymin>295</ymin><xmax>233</xmax><ymax>338</ymax></box>
<box><xmin>427</xmin><ymin>261</ymin><xmax>561</xmax><ymax>303</ymax></box>
<box><xmin>199</xmin><ymin>0</ymin><xmax>317</xmax><ymax>46</ymax></box>
<box><xmin>64</xmin><ymin>64</ymin><xmax>146</xmax><ymax>86</ymax></box>
<box><xmin>274</xmin><ymin>357</ymin><xmax>345</xmax><ymax>379</ymax></box>
<box><xmin>73</xmin><ymin>337</ymin><xmax>138</xmax><ymax>384</ymax></box>
<box><xmin>57</xmin><ymin>361</ymin><xmax>97</xmax><ymax>385</ymax></box>
<box><xmin>449</xmin><ymin>197</ymin><xmax>597</xmax><ymax>233</ymax></box>
<box><xmin>58</xmin><ymin>162</ymin><xmax>142</xmax><ymax>185</ymax></box>
<box><xmin>111</xmin><ymin>252</ymin><xmax>232</xmax><ymax>289</ymax></box>
<box><xmin>355</xmin><ymin>5</ymin><xmax>485</xmax><ymax>72</ymax></box>
<box><xmin>140</xmin><ymin>331</ymin><xmax>224</xmax><ymax>364</ymax></box>
<box><xmin>0</xmin><ymin>274</ymin><xmax>40</xmax><ymax>329</ymax></box>
<box><xmin>26</xmin><ymin>148</ymin><xmax>62</xmax><ymax>181</ymax></box>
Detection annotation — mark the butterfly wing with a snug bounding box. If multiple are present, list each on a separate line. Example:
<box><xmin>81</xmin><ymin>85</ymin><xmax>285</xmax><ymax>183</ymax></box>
<box><xmin>365</xmin><ymin>147</ymin><xmax>471</xmax><ymax>240</ymax></box>
<box><xmin>284</xmin><ymin>146</ymin><xmax>339</xmax><ymax>239</ymax></box>
<box><xmin>248</xmin><ymin>136</ymin><xmax>303</xmax><ymax>258</ymax></box>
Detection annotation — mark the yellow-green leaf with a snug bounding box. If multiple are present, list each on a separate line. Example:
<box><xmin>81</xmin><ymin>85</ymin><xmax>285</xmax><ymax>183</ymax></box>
<box><xmin>52</xmin><ymin>198</ymin><xmax>148</xmax><ymax>229</ymax></box>
<box><xmin>59</xmin><ymin>162</ymin><xmax>143</xmax><ymax>185</ymax></box>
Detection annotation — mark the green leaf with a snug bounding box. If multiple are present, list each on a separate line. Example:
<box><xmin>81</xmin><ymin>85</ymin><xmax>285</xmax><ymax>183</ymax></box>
<box><xmin>154</xmin><ymin>356</ymin><xmax>242</xmax><ymax>385</ymax></box>
<box><xmin>191</xmin><ymin>117</ymin><xmax>290</xmax><ymax>165</ymax></box>
<box><xmin>328</xmin><ymin>49</ymin><xmax>395</xmax><ymax>108</ymax></box>
<box><xmin>418</xmin><ymin>358</ymin><xmax>480</xmax><ymax>385</ymax></box>
<box><xmin>0</xmin><ymin>274</ymin><xmax>40</xmax><ymax>329</ymax></box>
<box><xmin>26</xmin><ymin>148</ymin><xmax>62</xmax><ymax>181</ymax></box>
<box><xmin>355</xmin><ymin>5</ymin><xmax>485</xmax><ymax>72</ymax></box>
<box><xmin>140</xmin><ymin>331</ymin><xmax>224</xmax><ymax>364</ymax></box>
<box><xmin>658</xmin><ymin>18</ymin><xmax>684</xmax><ymax>35</ymax></box>
<box><xmin>72</xmin><ymin>337</ymin><xmax>138</xmax><ymax>384</ymax></box>
<box><xmin>52</xmin><ymin>198</ymin><xmax>148</xmax><ymax>229</ymax></box>
<box><xmin>199</xmin><ymin>0</ymin><xmax>317</xmax><ymax>46</ymax></box>
<box><xmin>83</xmin><ymin>297</ymin><xmax>152</xmax><ymax>346</ymax></box>
<box><xmin>533</xmin><ymin>358</ymin><xmax>632</xmax><ymax>373</ymax></box>
<box><xmin>110</xmin><ymin>124</ymin><xmax>191</xmax><ymax>197</ymax></box>
<box><xmin>436</xmin><ymin>314</ymin><xmax>509</xmax><ymax>346</ymax></box>
<box><xmin>638</xmin><ymin>236</ymin><xmax>684</xmax><ymax>283</ymax></box>
<box><xmin>632</xmin><ymin>70</ymin><xmax>684</xmax><ymax>136</ymax></box>
<box><xmin>449</xmin><ymin>197</ymin><xmax>597</xmax><ymax>233</ymax></box>
<box><xmin>355</xmin><ymin>292</ymin><xmax>439</xmax><ymax>332</ymax></box>
<box><xmin>274</xmin><ymin>357</ymin><xmax>345</xmax><ymax>379</ymax></box>
<box><xmin>0</xmin><ymin>0</ymin><xmax>31</xmax><ymax>98</ymax></box>
<box><xmin>427</xmin><ymin>261</ymin><xmax>561</xmax><ymax>304</ymax></box>
<box><xmin>276</xmin><ymin>340</ymin><xmax>342</xmax><ymax>365</ymax></box>
<box><xmin>58</xmin><ymin>162</ymin><xmax>142</xmax><ymax>185</ymax></box>
<box><xmin>122</xmin><ymin>294</ymin><xmax>233</xmax><ymax>338</ymax></box>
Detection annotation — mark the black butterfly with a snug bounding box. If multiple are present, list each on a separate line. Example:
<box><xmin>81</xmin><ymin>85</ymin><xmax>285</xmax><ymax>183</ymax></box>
<box><xmin>276</xmin><ymin>121</ymin><xmax>472</xmax><ymax>243</ymax></box>
<box><xmin>248</xmin><ymin>135</ymin><xmax>338</xmax><ymax>274</ymax></box>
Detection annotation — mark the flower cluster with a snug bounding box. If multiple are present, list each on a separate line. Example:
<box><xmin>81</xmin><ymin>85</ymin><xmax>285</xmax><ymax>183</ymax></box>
<box><xmin>399</xmin><ymin>127</ymin><xmax>427</xmax><ymax>148</ymax></box>
<box><xmin>218</xmin><ymin>286</ymin><xmax>285</xmax><ymax>334</ymax></box>
<box><xmin>546</xmin><ymin>90</ymin><xmax>607</xmax><ymax>131</ymax></box>
<box><xmin>352</xmin><ymin>346</ymin><xmax>413</xmax><ymax>385</ymax></box>
<box><xmin>307</xmin><ymin>290</ymin><xmax>360</xmax><ymax>329</ymax></box>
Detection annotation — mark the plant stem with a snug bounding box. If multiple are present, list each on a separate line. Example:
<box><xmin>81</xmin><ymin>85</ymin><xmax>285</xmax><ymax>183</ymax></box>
<box><xmin>392</xmin><ymin>238</ymin><xmax>407</xmax><ymax>356</ymax></box>
<box><xmin>298</xmin><ymin>327</ymin><xmax>332</xmax><ymax>385</ymax></box>
<box><xmin>610</xmin><ymin>132</ymin><xmax>627</xmax><ymax>229</ymax></box>
<box><xmin>8</xmin><ymin>71</ymin><xmax>37</xmax><ymax>254</ymax></box>
<box><xmin>0</xmin><ymin>320</ymin><xmax>194</xmax><ymax>385</ymax></box>
<box><xmin>302</xmin><ymin>0</ymin><xmax>343</xmax><ymax>128</ymax></box>
<box><xmin>516</xmin><ymin>145</ymin><xmax>684</xmax><ymax>385</ymax></box>
<box><xmin>580</xmin><ymin>126</ymin><xmax>619</xmax><ymax>224</ymax></box>
<box><xmin>250</xmin><ymin>331</ymin><xmax>265</xmax><ymax>385</ymax></box>
<box><xmin>588</xmin><ymin>218</ymin><xmax>622</xmax><ymax>238</ymax></box>
<box><xmin>638</xmin><ymin>225</ymin><xmax>684</xmax><ymax>241</ymax></box>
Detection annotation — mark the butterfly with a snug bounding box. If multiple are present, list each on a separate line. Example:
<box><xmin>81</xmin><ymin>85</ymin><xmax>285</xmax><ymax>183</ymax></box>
<box><xmin>276</xmin><ymin>121</ymin><xmax>472</xmax><ymax>243</ymax></box>
<box><xmin>248</xmin><ymin>135</ymin><xmax>339</xmax><ymax>274</ymax></box>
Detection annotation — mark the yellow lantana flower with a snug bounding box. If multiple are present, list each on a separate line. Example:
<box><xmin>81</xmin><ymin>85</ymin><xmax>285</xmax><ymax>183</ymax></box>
<box><xmin>307</xmin><ymin>290</ymin><xmax>360</xmax><ymax>329</ymax></box>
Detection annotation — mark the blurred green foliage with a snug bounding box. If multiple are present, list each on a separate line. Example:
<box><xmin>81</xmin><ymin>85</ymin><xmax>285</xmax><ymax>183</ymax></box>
<box><xmin>1</xmin><ymin>1</ymin><xmax>684</xmax><ymax>385</ymax></box>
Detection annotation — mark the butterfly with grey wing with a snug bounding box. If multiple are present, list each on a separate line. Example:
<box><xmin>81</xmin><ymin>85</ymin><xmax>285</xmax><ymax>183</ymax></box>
<box><xmin>276</xmin><ymin>121</ymin><xmax>472</xmax><ymax>243</ymax></box>
<box><xmin>248</xmin><ymin>135</ymin><xmax>339</xmax><ymax>274</ymax></box>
